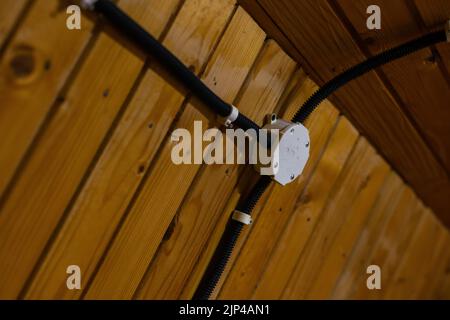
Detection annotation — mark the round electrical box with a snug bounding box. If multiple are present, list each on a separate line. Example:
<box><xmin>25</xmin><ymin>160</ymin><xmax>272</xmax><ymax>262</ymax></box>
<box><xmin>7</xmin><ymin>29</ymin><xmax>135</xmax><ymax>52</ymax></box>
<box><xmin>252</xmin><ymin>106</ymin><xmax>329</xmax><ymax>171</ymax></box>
<box><xmin>255</xmin><ymin>115</ymin><xmax>310</xmax><ymax>186</ymax></box>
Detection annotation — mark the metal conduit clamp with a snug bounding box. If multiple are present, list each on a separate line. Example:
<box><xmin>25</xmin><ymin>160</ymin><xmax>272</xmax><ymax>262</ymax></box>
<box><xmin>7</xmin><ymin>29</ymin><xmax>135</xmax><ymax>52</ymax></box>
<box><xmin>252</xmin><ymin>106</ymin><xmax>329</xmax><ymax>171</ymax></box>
<box><xmin>219</xmin><ymin>104</ymin><xmax>239</xmax><ymax>128</ymax></box>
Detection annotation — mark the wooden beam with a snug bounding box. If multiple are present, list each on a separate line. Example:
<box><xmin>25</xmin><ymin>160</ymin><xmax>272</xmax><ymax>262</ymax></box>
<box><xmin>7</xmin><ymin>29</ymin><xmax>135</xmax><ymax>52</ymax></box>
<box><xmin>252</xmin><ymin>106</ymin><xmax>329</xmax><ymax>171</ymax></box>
<box><xmin>239</xmin><ymin>0</ymin><xmax>450</xmax><ymax>226</ymax></box>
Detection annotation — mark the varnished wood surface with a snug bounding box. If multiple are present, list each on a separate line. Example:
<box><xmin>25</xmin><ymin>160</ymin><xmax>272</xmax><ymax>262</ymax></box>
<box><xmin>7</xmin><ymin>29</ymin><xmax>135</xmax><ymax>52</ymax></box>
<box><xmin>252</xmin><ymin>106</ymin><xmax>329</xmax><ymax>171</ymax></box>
<box><xmin>240</xmin><ymin>0</ymin><xmax>450</xmax><ymax>226</ymax></box>
<box><xmin>0</xmin><ymin>0</ymin><xmax>448</xmax><ymax>299</ymax></box>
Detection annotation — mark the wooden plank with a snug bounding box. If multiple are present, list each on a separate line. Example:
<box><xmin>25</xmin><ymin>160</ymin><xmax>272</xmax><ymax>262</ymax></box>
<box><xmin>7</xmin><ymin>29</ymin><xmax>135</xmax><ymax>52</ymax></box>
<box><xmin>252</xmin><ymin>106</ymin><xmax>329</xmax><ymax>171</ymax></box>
<box><xmin>238</xmin><ymin>0</ymin><xmax>304</xmax><ymax>64</ymax></box>
<box><xmin>350</xmin><ymin>187</ymin><xmax>424</xmax><ymax>299</ymax></box>
<box><xmin>413</xmin><ymin>0</ymin><xmax>450</xmax><ymax>76</ymax></box>
<box><xmin>177</xmin><ymin>68</ymin><xmax>308</xmax><ymax>299</ymax></box>
<box><xmin>337</xmin><ymin>0</ymin><xmax>450</xmax><ymax>183</ymax></box>
<box><xmin>384</xmin><ymin>209</ymin><xmax>447</xmax><ymax>299</ymax></box>
<box><xmin>417</xmin><ymin>230</ymin><xmax>450</xmax><ymax>299</ymax></box>
<box><xmin>0</xmin><ymin>0</ymin><xmax>95</xmax><ymax>197</ymax></box>
<box><xmin>180</xmin><ymin>168</ymin><xmax>274</xmax><ymax>299</ymax></box>
<box><xmin>431</xmin><ymin>252</ymin><xmax>450</xmax><ymax>299</ymax></box>
<box><xmin>24</xmin><ymin>0</ymin><xmax>236</xmax><ymax>300</ymax></box>
<box><xmin>0</xmin><ymin>0</ymin><xmax>180</xmax><ymax>299</ymax></box>
<box><xmin>135</xmin><ymin>40</ymin><xmax>296</xmax><ymax>299</ymax></box>
<box><xmin>282</xmin><ymin>137</ymin><xmax>388</xmax><ymax>299</ymax></box>
<box><xmin>251</xmin><ymin>116</ymin><xmax>357</xmax><ymax>299</ymax></box>
<box><xmin>213</xmin><ymin>81</ymin><xmax>340</xmax><ymax>299</ymax></box>
<box><xmin>331</xmin><ymin>172</ymin><xmax>405</xmax><ymax>299</ymax></box>
<box><xmin>246</xmin><ymin>0</ymin><xmax>450</xmax><ymax>225</ymax></box>
<box><xmin>179</xmin><ymin>72</ymin><xmax>312</xmax><ymax>300</ymax></box>
<box><xmin>0</xmin><ymin>0</ymin><xmax>28</xmax><ymax>48</ymax></box>
<box><xmin>84</xmin><ymin>7</ymin><xmax>266</xmax><ymax>299</ymax></box>
<box><xmin>306</xmin><ymin>160</ymin><xmax>390</xmax><ymax>299</ymax></box>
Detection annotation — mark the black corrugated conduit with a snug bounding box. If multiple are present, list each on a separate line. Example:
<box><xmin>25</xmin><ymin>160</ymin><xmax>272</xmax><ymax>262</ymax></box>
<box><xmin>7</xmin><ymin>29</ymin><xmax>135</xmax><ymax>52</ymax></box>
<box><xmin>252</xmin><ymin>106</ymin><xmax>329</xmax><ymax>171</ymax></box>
<box><xmin>84</xmin><ymin>0</ymin><xmax>449</xmax><ymax>300</ymax></box>
<box><xmin>193</xmin><ymin>175</ymin><xmax>272</xmax><ymax>300</ymax></box>
<box><xmin>292</xmin><ymin>30</ymin><xmax>448</xmax><ymax>124</ymax></box>
<box><xmin>194</xmin><ymin>28</ymin><xmax>448</xmax><ymax>300</ymax></box>
<box><xmin>91</xmin><ymin>0</ymin><xmax>260</xmax><ymax>132</ymax></box>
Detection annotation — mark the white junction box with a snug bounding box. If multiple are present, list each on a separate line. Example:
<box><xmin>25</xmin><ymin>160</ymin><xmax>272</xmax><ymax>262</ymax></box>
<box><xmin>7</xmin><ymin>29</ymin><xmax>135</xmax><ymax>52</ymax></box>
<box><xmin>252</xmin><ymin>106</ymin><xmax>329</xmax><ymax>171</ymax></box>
<box><xmin>255</xmin><ymin>115</ymin><xmax>310</xmax><ymax>186</ymax></box>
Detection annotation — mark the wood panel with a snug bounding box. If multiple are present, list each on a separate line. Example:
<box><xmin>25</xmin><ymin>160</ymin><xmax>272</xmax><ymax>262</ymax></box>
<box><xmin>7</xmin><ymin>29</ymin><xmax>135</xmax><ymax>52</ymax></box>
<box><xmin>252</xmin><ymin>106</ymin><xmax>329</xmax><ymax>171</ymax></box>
<box><xmin>432</xmin><ymin>254</ymin><xmax>450</xmax><ymax>299</ymax></box>
<box><xmin>336</xmin><ymin>0</ymin><xmax>450</xmax><ymax>170</ymax></box>
<box><xmin>218</xmin><ymin>84</ymin><xmax>342</xmax><ymax>299</ymax></box>
<box><xmin>282</xmin><ymin>137</ymin><xmax>389</xmax><ymax>299</ymax></box>
<box><xmin>350</xmin><ymin>187</ymin><xmax>424</xmax><ymax>299</ymax></box>
<box><xmin>252</xmin><ymin>116</ymin><xmax>358</xmax><ymax>299</ymax></box>
<box><xmin>240</xmin><ymin>0</ymin><xmax>450</xmax><ymax>226</ymax></box>
<box><xmin>331</xmin><ymin>172</ymin><xmax>405</xmax><ymax>299</ymax></box>
<box><xmin>0</xmin><ymin>0</ymin><xmax>28</xmax><ymax>48</ymax></box>
<box><xmin>417</xmin><ymin>230</ymin><xmax>450</xmax><ymax>299</ymax></box>
<box><xmin>0</xmin><ymin>0</ymin><xmax>95</xmax><ymax>198</ymax></box>
<box><xmin>0</xmin><ymin>1</ymin><xmax>449</xmax><ymax>300</ymax></box>
<box><xmin>135</xmin><ymin>39</ymin><xmax>296</xmax><ymax>299</ymax></box>
<box><xmin>83</xmin><ymin>7</ymin><xmax>266</xmax><ymax>299</ymax></box>
<box><xmin>414</xmin><ymin>0</ymin><xmax>450</xmax><ymax>76</ymax></box>
<box><xmin>0</xmin><ymin>0</ymin><xmax>180</xmax><ymax>299</ymax></box>
<box><xmin>384</xmin><ymin>209</ymin><xmax>447</xmax><ymax>299</ymax></box>
<box><xmin>25</xmin><ymin>0</ymin><xmax>236</xmax><ymax>300</ymax></box>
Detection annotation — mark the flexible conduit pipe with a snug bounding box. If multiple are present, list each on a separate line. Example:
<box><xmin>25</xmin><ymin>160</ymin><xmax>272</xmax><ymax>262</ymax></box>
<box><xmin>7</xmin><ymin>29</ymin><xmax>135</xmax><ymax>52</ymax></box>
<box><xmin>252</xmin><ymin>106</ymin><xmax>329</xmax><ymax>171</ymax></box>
<box><xmin>194</xmin><ymin>29</ymin><xmax>448</xmax><ymax>300</ymax></box>
<box><xmin>89</xmin><ymin>0</ymin><xmax>260</xmax><ymax>132</ymax></box>
<box><xmin>84</xmin><ymin>0</ymin><xmax>449</xmax><ymax>301</ymax></box>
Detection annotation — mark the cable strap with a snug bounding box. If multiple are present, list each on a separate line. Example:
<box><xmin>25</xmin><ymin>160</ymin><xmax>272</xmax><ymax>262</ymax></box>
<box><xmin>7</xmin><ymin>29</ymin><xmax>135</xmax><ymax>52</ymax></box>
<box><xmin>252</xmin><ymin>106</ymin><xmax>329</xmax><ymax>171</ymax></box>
<box><xmin>232</xmin><ymin>210</ymin><xmax>252</xmax><ymax>225</ymax></box>
<box><xmin>219</xmin><ymin>104</ymin><xmax>239</xmax><ymax>128</ymax></box>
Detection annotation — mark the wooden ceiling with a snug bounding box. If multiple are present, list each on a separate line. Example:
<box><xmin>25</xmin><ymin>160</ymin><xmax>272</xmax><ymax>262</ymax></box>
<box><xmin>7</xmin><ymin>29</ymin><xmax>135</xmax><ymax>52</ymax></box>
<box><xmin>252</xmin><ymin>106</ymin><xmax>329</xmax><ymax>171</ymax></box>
<box><xmin>240</xmin><ymin>0</ymin><xmax>450</xmax><ymax>225</ymax></box>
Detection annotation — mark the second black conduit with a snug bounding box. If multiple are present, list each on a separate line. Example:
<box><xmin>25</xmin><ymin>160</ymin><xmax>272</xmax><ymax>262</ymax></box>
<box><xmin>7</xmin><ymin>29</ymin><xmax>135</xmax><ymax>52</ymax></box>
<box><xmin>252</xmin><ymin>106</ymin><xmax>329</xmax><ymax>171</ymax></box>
<box><xmin>194</xmin><ymin>29</ymin><xmax>448</xmax><ymax>300</ymax></box>
<box><xmin>86</xmin><ymin>0</ymin><xmax>449</xmax><ymax>301</ymax></box>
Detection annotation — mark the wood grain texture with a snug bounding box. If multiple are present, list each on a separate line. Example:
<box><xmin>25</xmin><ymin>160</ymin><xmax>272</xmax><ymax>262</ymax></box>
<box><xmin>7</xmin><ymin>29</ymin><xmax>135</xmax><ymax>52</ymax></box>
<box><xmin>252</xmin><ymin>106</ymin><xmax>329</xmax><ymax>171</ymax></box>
<box><xmin>242</xmin><ymin>0</ymin><xmax>450</xmax><ymax>226</ymax></box>
<box><xmin>282</xmin><ymin>137</ymin><xmax>388</xmax><ymax>299</ymax></box>
<box><xmin>432</xmin><ymin>253</ymin><xmax>450</xmax><ymax>299</ymax></box>
<box><xmin>384</xmin><ymin>209</ymin><xmax>447</xmax><ymax>299</ymax></box>
<box><xmin>413</xmin><ymin>0</ymin><xmax>450</xmax><ymax>77</ymax></box>
<box><xmin>218</xmin><ymin>81</ymin><xmax>342</xmax><ymax>299</ymax></box>
<box><xmin>306</xmin><ymin>155</ymin><xmax>390</xmax><ymax>298</ymax></box>
<box><xmin>180</xmin><ymin>168</ymin><xmax>275</xmax><ymax>300</ymax></box>
<box><xmin>0</xmin><ymin>0</ymin><xmax>28</xmax><ymax>48</ymax></box>
<box><xmin>331</xmin><ymin>172</ymin><xmax>405</xmax><ymax>299</ymax></box>
<box><xmin>84</xmin><ymin>7</ymin><xmax>266</xmax><ymax>299</ymax></box>
<box><xmin>135</xmin><ymin>39</ymin><xmax>296</xmax><ymax>299</ymax></box>
<box><xmin>417</xmin><ymin>230</ymin><xmax>450</xmax><ymax>299</ymax></box>
<box><xmin>336</xmin><ymin>0</ymin><xmax>450</xmax><ymax>180</ymax></box>
<box><xmin>24</xmin><ymin>0</ymin><xmax>235</xmax><ymax>300</ymax></box>
<box><xmin>0</xmin><ymin>0</ymin><xmax>180</xmax><ymax>299</ymax></box>
<box><xmin>0</xmin><ymin>0</ymin><xmax>94</xmax><ymax>197</ymax></box>
<box><xmin>252</xmin><ymin>116</ymin><xmax>357</xmax><ymax>299</ymax></box>
<box><xmin>0</xmin><ymin>1</ymin><xmax>448</xmax><ymax>300</ymax></box>
<box><xmin>351</xmin><ymin>187</ymin><xmax>424</xmax><ymax>299</ymax></box>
